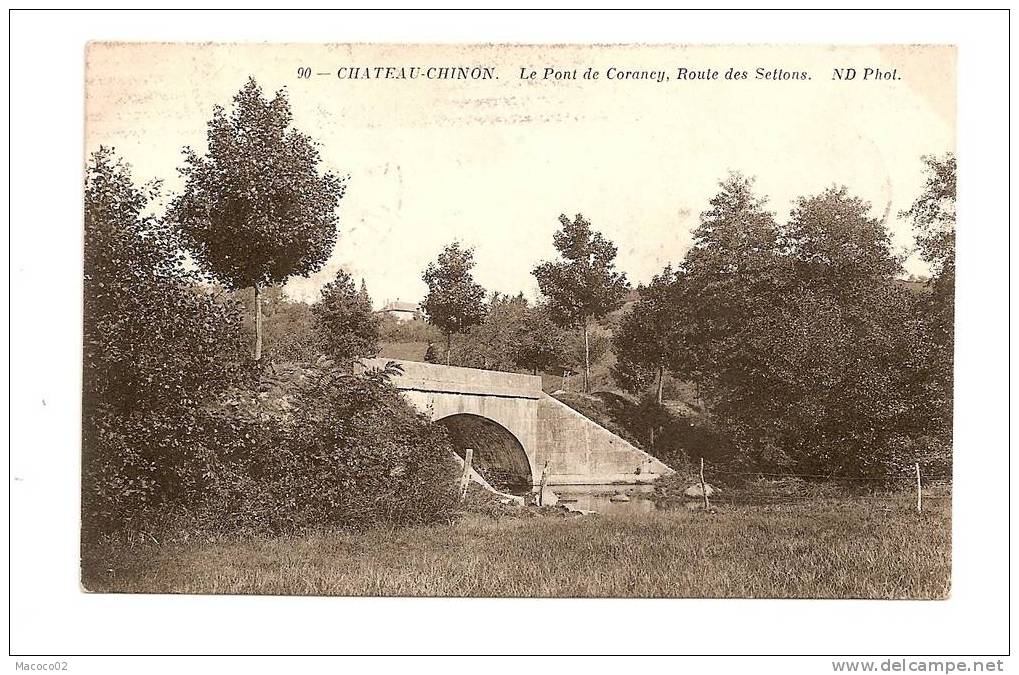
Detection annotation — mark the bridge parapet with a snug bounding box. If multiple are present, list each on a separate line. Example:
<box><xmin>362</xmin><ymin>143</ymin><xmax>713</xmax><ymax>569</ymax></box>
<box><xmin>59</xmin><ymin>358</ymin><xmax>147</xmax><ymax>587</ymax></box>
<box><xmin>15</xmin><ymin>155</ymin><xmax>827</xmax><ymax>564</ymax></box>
<box><xmin>359</xmin><ymin>358</ymin><xmax>542</xmax><ymax>400</ymax></box>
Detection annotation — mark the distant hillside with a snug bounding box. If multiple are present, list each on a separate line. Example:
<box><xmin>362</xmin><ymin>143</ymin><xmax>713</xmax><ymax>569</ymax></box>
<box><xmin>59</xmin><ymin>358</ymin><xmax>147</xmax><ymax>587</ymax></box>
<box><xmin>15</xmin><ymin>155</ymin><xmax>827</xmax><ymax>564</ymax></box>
<box><xmin>379</xmin><ymin>341</ymin><xmax>429</xmax><ymax>362</ymax></box>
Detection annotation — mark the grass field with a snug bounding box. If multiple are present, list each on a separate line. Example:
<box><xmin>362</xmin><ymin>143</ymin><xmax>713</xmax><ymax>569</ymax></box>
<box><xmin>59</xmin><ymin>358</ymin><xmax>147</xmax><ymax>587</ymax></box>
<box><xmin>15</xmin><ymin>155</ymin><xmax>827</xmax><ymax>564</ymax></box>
<box><xmin>82</xmin><ymin>495</ymin><xmax>950</xmax><ymax>599</ymax></box>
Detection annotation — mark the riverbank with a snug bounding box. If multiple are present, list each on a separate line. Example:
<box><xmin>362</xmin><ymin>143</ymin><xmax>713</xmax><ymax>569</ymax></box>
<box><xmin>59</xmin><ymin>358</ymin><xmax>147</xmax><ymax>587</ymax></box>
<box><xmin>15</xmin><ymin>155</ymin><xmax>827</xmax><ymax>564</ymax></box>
<box><xmin>82</xmin><ymin>496</ymin><xmax>950</xmax><ymax>599</ymax></box>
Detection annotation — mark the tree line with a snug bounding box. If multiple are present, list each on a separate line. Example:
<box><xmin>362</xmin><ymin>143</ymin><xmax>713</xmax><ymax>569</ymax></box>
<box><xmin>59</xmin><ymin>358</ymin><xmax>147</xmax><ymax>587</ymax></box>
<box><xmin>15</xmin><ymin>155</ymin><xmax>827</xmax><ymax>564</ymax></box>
<box><xmin>414</xmin><ymin>166</ymin><xmax>955</xmax><ymax>478</ymax></box>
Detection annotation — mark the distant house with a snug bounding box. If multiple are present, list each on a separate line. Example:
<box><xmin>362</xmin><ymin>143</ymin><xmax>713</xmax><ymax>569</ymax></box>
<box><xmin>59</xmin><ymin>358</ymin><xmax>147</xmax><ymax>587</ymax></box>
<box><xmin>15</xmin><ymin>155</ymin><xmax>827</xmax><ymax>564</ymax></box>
<box><xmin>897</xmin><ymin>275</ymin><xmax>931</xmax><ymax>296</ymax></box>
<box><xmin>378</xmin><ymin>300</ymin><xmax>420</xmax><ymax>323</ymax></box>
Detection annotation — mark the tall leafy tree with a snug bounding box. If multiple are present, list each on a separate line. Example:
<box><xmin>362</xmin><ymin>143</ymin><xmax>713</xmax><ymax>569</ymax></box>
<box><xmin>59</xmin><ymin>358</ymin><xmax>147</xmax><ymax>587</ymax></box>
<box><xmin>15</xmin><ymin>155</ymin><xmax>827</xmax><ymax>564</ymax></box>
<box><xmin>900</xmin><ymin>154</ymin><xmax>956</xmax><ymax>464</ymax></box>
<box><xmin>84</xmin><ymin>147</ymin><xmax>242</xmax><ymax>415</ymax></box>
<box><xmin>680</xmin><ymin>174</ymin><xmax>790</xmax><ymax>467</ymax></box>
<box><xmin>168</xmin><ymin>77</ymin><xmax>346</xmax><ymax>361</ymax></box>
<box><xmin>684</xmin><ymin>175</ymin><xmax>933</xmax><ymax>474</ymax></box>
<box><xmin>512</xmin><ymin>303</ymin><xmax>572</xmax><ymax>376</ymax></box>
<box><xmin>533</xmin><ymin>213</ymin><xmax>630</xmax><ymax>392</ymax></box>
<box><xmin>613</xmin><ymin>265</ymin><xmax>691</xmax><ymax>403</ymax></box>
<box><xmin>455</xmin><ymin>292</ymin><xmax>529</xmax><ymax>370</ymax></box>
<box><xmin>783</xmin><ymin>186</ymin><xmax>903</xmax><ymax>301</ymax></box>
<box><xmin>776</xmin><ymin>190</ymin><xmax>912</xmax><ymax>472</ymax></box>
<box><xmin>420</xmin><ymin>242</ymin><xmax>487</xmax><ymax>365</ymax></box>
<box><xmin>313</xmin><ymin>269</ymin><xmax>381</xmax><ymax>364</ymax></box>
<box><xmin>901</xmin><ymin>154</ymin><xmax>956</xmax><ymax>342</ymax></box>
<box><xmin>685</xmin><ymin>173</ymin><xmax>782</xmax><ymax>277</ymax></box>
<box><xmin>83</xmin><ymin>148</ymin><xmax>244</xmax><ymax>530</ymax></box>
<box><xmin>680</xmin><ymin>173</ymin><xmax>785</xmax><ymax>405</ymax></box>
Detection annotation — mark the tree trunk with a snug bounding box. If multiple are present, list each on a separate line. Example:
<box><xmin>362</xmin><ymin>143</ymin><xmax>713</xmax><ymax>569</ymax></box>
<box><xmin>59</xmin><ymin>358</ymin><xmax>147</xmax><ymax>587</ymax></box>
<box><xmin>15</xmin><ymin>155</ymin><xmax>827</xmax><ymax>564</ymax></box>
<box><xmin>253</xmin><ymin>283</ymin><xmax>263</xmax><ymax>361</ymax></box>
<box><xmin>446</xmin><ymin>331</ymin><xmax>452</xmax><ymax>366</ymax></box>
<box><xmin>583</xmin><ymin>318</ymin><xmax>591</xmax><ymax>393</ymax></box>
<box><xmin>657</xmin><ymin>365</ymin><xmax>665</xmax><ymax>405</ymax></box>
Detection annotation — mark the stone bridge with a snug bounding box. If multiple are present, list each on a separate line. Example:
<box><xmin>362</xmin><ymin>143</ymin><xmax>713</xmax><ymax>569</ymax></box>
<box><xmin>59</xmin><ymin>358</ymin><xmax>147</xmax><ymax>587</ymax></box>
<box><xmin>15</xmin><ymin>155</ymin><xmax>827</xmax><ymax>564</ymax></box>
<box><xmin>361</xmin><ymin>358</ymin><xmax>672</xmax><ymax>491</ymax></box>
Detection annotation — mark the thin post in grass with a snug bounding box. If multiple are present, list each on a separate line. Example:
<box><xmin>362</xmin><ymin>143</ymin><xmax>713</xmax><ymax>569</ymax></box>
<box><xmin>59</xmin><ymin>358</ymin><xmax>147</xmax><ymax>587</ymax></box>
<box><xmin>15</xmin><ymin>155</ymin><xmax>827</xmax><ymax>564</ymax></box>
<box><xmin>538</xmin><ymin>461</ymin><xmax>550</xmax><ymax>506</ymax></box>
<box><xmin>915</xmin><ymin>462</ymin><xmax>922</xmax><ymax>513</ymax></box>
<box><xmin>700</xmin><ymin>457</ymin><xmax>710</xmax><ymax>510</ymax></box>
<box><xmin>459</xmin><ymin>448</ymin><xmax>474</xmax><ymax>501</ymax></box>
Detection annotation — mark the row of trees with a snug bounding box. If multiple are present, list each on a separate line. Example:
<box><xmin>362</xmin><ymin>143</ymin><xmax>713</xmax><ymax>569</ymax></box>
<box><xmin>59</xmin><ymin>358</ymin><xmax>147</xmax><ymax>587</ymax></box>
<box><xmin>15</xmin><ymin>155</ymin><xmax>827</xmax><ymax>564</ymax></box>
<box><xmin>613</xmin><ymin>164</ymin><xmax>955</xmax><ymax>474</ymax></box>
<box><xmin>412</xmin><ymin>161</ymin><xmax>955</xmax><ymax>476</ymax></box>
<box><xmin>422</xmin><ymin>290</ymin><xmax>607</xmax><ymax>378</ymax></box>
<box><xmin>419</xmin><ymin>214</ymin><xmax>630</xmax><ymax>390</ymax></box>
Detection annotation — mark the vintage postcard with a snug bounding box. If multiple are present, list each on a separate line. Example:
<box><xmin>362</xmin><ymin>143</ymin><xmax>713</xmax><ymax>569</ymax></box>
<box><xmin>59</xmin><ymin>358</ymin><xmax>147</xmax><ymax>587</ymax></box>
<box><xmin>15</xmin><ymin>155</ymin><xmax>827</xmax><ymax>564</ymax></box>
<box><xmin>80</xmin><ymin>42</ymin><xmax>955</xmax><ymax>599</ymax></box>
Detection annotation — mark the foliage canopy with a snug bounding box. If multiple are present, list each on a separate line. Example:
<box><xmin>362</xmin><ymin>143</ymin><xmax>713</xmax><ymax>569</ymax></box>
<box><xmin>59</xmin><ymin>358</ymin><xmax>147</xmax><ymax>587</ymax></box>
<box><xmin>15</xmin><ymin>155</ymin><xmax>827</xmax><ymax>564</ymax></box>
<box><xmin>421</xmin><ymin>242</ymin><xmax>487</xmax><ymax>364</ymax></box>
<box><xmin>313</xmin><ymin>270</ymin><xmax>381</xmax><ymax>364</ymax></box>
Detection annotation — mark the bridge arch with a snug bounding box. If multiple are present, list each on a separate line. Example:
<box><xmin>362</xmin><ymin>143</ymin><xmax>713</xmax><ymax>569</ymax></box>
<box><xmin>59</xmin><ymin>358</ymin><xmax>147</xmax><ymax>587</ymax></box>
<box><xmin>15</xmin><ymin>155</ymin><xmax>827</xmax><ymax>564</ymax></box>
<box><xmin>437</xmin><ymin>413</ymin><xmax>533</xmax><ymax>494</ymax></box>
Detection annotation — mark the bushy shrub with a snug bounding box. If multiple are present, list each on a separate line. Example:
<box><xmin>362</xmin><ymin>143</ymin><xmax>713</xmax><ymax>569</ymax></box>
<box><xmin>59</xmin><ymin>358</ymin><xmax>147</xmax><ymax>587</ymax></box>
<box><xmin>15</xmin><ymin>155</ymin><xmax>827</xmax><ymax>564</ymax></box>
<box><xmin>191</xmin><ymin>362</ymin><xmax>458</xmax><ymax>538</ymax></box>
<box><xmin>82</xmin><ymin>148</ymin><xmax>245</xmax><ymax>540</ymax></box>
<box><xmin>85</xmin><ymin>361</ymin><xmax>460</xmax><ymax>539</ymax></box>
<box><xmin>83</xmin><ymin>148</ymin><xmax>244</xmax><ymax>417</ymax></box>
<box><xmin>192</xmin><ymin>360</ymin><xmax>459</xmax><ymax>535</ymax></box>
<box><xmin>82</xmin><ymin>406</ymin><xmax>230</xmax><ymax>538</ymax></box>
<box><xmin>82</xmin><ymin>150</ymin><xmax>458</xmax><ymax>540</ymax></box>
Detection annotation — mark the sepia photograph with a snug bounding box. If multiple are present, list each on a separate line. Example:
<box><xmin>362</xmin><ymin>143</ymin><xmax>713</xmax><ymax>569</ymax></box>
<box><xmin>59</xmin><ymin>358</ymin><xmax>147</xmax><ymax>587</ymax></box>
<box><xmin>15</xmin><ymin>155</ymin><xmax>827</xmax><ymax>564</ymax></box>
<box><xmin>8</xmin><ymin>5</ymin><xmax>1015</xmax><ymax>665</ymax></box>
<box><xmin>77</xmin><ymin>41</ymin><xmax>957</xmax><ymax>601</ymax></box>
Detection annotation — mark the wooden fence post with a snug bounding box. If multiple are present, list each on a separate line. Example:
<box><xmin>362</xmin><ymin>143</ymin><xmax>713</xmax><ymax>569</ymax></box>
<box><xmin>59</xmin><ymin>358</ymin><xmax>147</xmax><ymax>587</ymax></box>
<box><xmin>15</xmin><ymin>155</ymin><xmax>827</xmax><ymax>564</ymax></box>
<box><xmin>538</xmin><ymin>461</ymin><xmax>550</xmax><ymax>506</ymax></box>
<box><xmin>459</xmin><ymin>448</ymin><xmax>474</xmax><ymax>501</ymax></box>
<box><xmin>700</xmin><ymin>457</ymin><xmax>710</xmax><ymax>510</ymax></box>
<box><xmin>915</xmin><ymin>462</ymin><xmax>922</xmax><ymax>513</ymax></box>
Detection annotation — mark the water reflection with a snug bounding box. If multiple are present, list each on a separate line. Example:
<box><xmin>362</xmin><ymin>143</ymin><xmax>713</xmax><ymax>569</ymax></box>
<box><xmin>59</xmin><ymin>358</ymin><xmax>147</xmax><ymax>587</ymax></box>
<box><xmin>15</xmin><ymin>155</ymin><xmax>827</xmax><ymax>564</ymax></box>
<box><xmin>551</xmin><ymin>484</ymin><xmax>658</xmax><ymax>516</ymax></box>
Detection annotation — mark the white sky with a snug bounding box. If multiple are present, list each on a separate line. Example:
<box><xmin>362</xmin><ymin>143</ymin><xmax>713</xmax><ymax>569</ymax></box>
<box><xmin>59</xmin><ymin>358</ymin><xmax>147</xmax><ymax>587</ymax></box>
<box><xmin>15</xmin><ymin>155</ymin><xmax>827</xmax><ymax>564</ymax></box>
<box><xmin>85</xmin><ymin>43</ymin><xmax>955</xmax><ymax>306</ymax></box>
